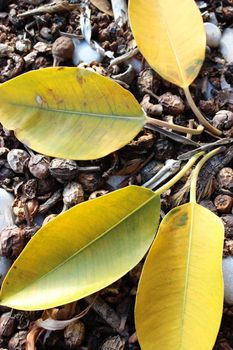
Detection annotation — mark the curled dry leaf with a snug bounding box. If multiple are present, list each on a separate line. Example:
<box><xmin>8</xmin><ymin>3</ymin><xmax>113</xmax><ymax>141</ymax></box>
<box><xmin>90</xmin><ymin>0</ymin><xmax>113</xmax><ymax>16</ymax></box>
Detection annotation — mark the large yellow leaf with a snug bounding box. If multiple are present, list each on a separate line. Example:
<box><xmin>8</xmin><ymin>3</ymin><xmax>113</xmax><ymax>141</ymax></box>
<box><xmin>0</xmin><ymin>67</ymin><xmax>145</xmax><ymax>160</ymax></box>
<box><xmin>0</xmin><ymin>186</ymin><xmax>160</xmax><ymax>311</ymax></box>
<box><xmin>129</xmin><ymin>0</ymin><xmax>206</xmax><ymax>88</ymax></box>
<box><xmin>136</xmin><ymin>203</ymin><xmax>224</xmax><ymax>350</ymax></box>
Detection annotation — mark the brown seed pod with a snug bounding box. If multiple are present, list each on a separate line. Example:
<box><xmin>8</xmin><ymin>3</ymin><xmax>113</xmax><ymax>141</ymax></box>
<box><xmin>52</xmin><ymin>36</ymin><xmax>74</xmax><ymax>66</ymax></box>
<box><xmin>214</xmin><ymin>194</ymin><xmax>233</xmax><ymax>213</ymax></box>
<box><xmin>28</xmin><ymin>154</ymin><xmax>50</xmax><ymax>179</ymax></box>
<box><xmin>0</xmin><ymin>225</ymin><xmax>25</xmax><ymax>258</ymax></box>
<box><xmin>212</xmin><ymin>110</ymin><xmax>233</xmax><ymax>130</ymax></box>
<box><xmin>222</xmin><ymin>215</ymin><xmax>233</xmax><ymax>238</ymax></box>
<box><xmin>64</xmin><ymin>321</ymin><xmax>85</xmax><ymax>348</ymax></box>
<box><xmin>12</xmin><ymin>198</ymin><xmax>39</xmax><ymax>223</ymax></box>
<box><xmin>7</xmin><ymin>149</ymin><xmax>30</xmax><ymax>174</ymax></box>
<box><xmin>78</xmin><ymin>172</ymin><xmax>102</xmax><ymax>193</ymax></box>
<box><xmin>49</xmin><ymin>158</ymin><xmax>78</xmax><ymax>183</ymax></box>
<box><xmin>0</xmin><ymin>312</ymin><xmax>15</xmax><ymax>338</ymax></box>
<box><xmin>101</xmin><ymin>336</ymin><xmax>125</xmax><ymax>350</ymax></box>
<box><xmin>199</xmin><ymin>100</ymin><xmax>217</xmax><ymax>116</ymax></box>
<box><xmin>159</xmin><ymin>92</ymin><xmax>185</xmax><ymax>116</ymax></box>
<box><xmin>22</xmin><ymin>179</ymin><xmax>37</xmax><ymax>199</ymax></box>
<box><xmin>8</xmin><ymin>331</ymin><xmax>27</xmax><ymax>350</ymax></box>
<box><xmin>63</xmin><ymin>182</ymin><xmax>84</xmax><ymax>208</ymax></box>
<box><xmin>217</xmin><ymin>168</ymin><xmax>233</xmax><ymax>190</ymax></box>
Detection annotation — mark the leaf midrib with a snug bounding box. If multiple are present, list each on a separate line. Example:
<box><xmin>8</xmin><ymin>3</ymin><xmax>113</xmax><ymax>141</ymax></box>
<box><xmin>7</xmin><ymin>102</ymin><xmax>145</xmax><ymax>122</ymax></box>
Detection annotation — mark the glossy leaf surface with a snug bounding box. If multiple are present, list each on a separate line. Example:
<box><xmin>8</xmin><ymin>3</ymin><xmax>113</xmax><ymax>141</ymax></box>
<box><xmin>136</xmin><ymin>203</ymin><xmax>224</xmax><ymax>350</ymax></box>
<box><xmin>129</xmin><ymin>0</ymin><xmax>206</xmax><ymax>88</ymax></box>
<box><xmin>0</xmin><ymin>186</ymin><xmax>160</xmax><ymax>310</ymax></box>
<box><xmin>0</xmin><ymin>67</ymin><xmax>145</xmax><ymax>160</ymax></box>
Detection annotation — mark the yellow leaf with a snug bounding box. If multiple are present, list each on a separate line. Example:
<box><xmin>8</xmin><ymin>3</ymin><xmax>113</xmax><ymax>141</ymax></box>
<box><xmin>0</xmin><ymin>67</ymin><xmax>145</xmax><ymax>160</ymax></box>
<box><xmin>129</xmin><ymin>0</ymin><xmax>206</xmax><ymax>88</ymax></box>
<box><xmin>0</xmin><ymin>186</ymin><xmax>160</xmax><ymax>311</ymax></box>
<box><xmin>136</xmin><ymin>203</ymin><xmax>224</xmax><ymax>350</ymax></box>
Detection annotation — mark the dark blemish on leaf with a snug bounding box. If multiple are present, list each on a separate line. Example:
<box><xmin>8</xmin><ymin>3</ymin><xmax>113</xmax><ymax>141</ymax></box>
<box><xmin>57</xmin><ymin>67</ymin><xmax>64</xmax><ymax>71</ymax></box>
<box><xmin>77</xmin><ymin>75</ymin><xmax>84</xmax><ymax>84</ymax></box>
<box><xmin>186</xmin><ymin>59</ymin><xmax>203</xmax><ymax>76</ymax></box>
<box><xmin>177</xmin><ymin>212</ymin><xmax>188</xmax><ymax>227</ymax></box>
<box><xmin>13</xmin><ymin>266</ymin><xmax>17</xmax><ymax>269</ymax></box>
<box><xmin>170</xmin><ymin>207</ymin><xmax>180</xmax><ymax>215</ymax></box>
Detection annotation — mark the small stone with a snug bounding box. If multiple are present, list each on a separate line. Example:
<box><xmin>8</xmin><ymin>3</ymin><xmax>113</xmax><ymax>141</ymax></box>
<box><xmin>204</xmin><ymin>22</ymin><xmax>221</xmax><ymax>48</ymax></box>
<box><xmin>72</xmin><ymin>39</ymin><xmax>103</xmax><ymax>66</ymax></box>
<box><xmin>15</xmin><ymin>39</ymin><xmax>31</xmax><ymax>53</ymax></box>
<box><xmin>223</xmin><ymin>256</ymin><xmax>233</xmax><ymax>304</ymax></box>
<box><xmin>222</xmin><ymin>215</ymin><xmax>233</xmax><ymax>238</ymax></box>
<box><xmin>220</xmin><ymin>28</ymin><xmax>233</xmax><ymax>63</ymax></box>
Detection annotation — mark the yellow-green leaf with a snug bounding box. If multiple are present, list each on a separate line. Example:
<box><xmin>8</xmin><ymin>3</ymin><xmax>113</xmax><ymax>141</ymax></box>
<box><xmin>136</xmin><ymin>203</ymin><xmax>224</xmax><ymax>350</ymax></box>
<box><xmin>0</xmin><ymin>186</ymin><xmax>160</xmax><ymax>311</ymax></box>
<box><xmin>129</xmin><ymin>0</ymin><xmax>206</xmax><ymax>88</ymax></box>
<box><xmin>0</xmin><ymin>67</ymin><xmax>145</xmax><ymax>160</ymax></box>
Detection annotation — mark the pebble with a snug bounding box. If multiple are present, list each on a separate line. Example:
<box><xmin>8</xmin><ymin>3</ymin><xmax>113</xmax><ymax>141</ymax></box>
<box><xmin>0</xmin><ymin>189</ymin><xmax>14</xmax><ymax>282</ymax></box>
<box><xmin>204</xmin><ymin>22</ymin><xmax>221</xmax><ymax>48</ymax></box>
<box><xmin>222</xmin><ymin>256</ymin><xmax>233</xmax><ymax>304</ymax></box>
<box><xmin>220</xmin><ymin>28</ymin><xmax>233</xmax><ymax>63</ymax></box>
<box><xmin>72</xmin><ymin>39</ymin><xmax>103</xmax><ymax>65</ymax></box>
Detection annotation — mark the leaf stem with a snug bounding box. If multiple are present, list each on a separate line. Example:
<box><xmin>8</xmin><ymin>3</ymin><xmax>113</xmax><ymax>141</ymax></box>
<box><xmin>189</xmin><ymin>147</ymin><xmax>222</xmax><ymax>203</ymax></box>
<box><xmin>183</xmin><ymin>86</ymin><xmax>222</xmax><ymax>136</ymax></box>
<box><xmin>154</xmin><ymin>152</ymin><xmax>204</xmax><ymax>196</ymax></box>
<box><xmin>145</xmin><ymin>116</ymin><xmax>204</xmax><ymax>135</ymax></box>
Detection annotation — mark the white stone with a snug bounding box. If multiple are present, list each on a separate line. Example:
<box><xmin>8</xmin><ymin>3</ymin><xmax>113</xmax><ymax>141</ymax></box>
<box><xmin>204</xmin><ymin>22</ymin><xmax>221</xmax><ymax>48</ymax></box>
<box><xmin>222</xmin><ymin>256</ymin><xmax>233</xmax><ymax>304</ymax></box>
<box><xmin>0</xmin><ymin>189</ymin><xmax>14</xmax><ymax>282</ymax></box>
<box><xmin>72</xmin><ymin>39</ymin><xmax>103</xmax><ymax>66</ymax></box>
<box><xmin>0</xmin><ymin>189</ymin><xmax>14</xmax><ymax>230</ymax></box>
<box><xmin>220</xmin><ymin>28</ymin><xmax>233</xmax><ymax>63</ymax></box>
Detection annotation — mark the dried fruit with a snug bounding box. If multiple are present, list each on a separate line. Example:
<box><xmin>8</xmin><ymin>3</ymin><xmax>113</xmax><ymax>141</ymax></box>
<box><xmin>49</xmin><ymin>158</ymin><xmax>78</xmax><ymax>183</ymax></box>
<box><xmin>7</xmin><ymin>149</ymin><xmax>29</xmax><ymax>174</ymax></box>
<box><xmin>0</xmin><ymin>225</ymin><xmax>25</xmax><ymax>259</ymax></box>
<box><xmin>42</xmin><ymin>214</ymin><xmax>57</xmax><ymax>226</ymax></box>
<box><xmin>159</xmin><ymin>92</ymin><xmax>185</xmax><ymax>116</ymax></box>
<box><xmin>217</xmin><ymin>168</ymin><xmax>233</xmax><ymax>190</ymax></box>
<box><xmin>12</xmin><ymin>198</ymin><xmax>39</xmax><ymax>223</ymax></box>
<box><xmin>214</xmin><ymin>195</ymin><xmax>233</xmax><ymax>213</ymax></box>
<box><xmin>52</xmin><ymin>36</ymin><xmax>74</xmax><ymax>66</ymax></box>
<box><xmin>0</xmin><ymin>313</ymin><xmax>15</xmax><ymax>338</ymax></box>
<box><xmin>63</xmin><ymin>182</ymin><xmax>84</xmax><ymax>208</ymax></box>
<box><xmin>222</xmin><ymin>215</ymin><xmax>233</xmax><ymax>238</ymax></box>
<box><xmin>78</xmin><ymin>172</ymin><xmax>102</xmax><ymax>192</ymax></box>
<box><xmin>8</xmin><ymin>331</ymin><xmax>27</xmax><ymax>350</ymax></box>
<box><xmin>22</xmin><ymin>179</ymin><xmax>37</xmax><ymax>199</ymax></box>
<box><xmin>101</xmin><ymin>335</ymin><xmax>125</xmax><ymax>350</ymax></box>
<box><xmin>212</xmin><ymin>110</ymin><xmax>233</xmax><ymax>130</ymax></box>
<box><xmin>28</xmin><ymin>154</ymin><xmax>50</xmax><ymax>179</ymax></box>
<box><xmin>64</xmin><ymin>321</ymin><xmax>85</xmax><ymax>348</ymax></box>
